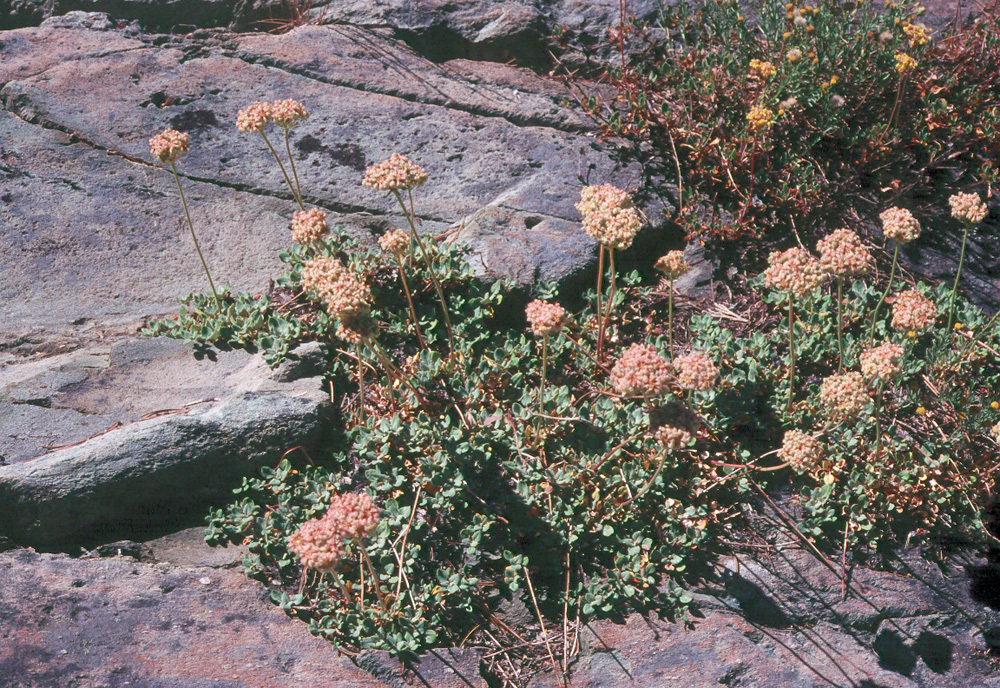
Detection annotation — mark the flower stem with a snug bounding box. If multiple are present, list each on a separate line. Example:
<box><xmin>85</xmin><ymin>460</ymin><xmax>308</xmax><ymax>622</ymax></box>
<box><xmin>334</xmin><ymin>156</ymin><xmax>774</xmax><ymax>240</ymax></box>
<box><xmin>668</xmin><ymin>277</ymin><xmax>675</xmax><ymax>362</ymax></box>
<box><xmin>946</xmin><ymin>223</ymin><xmax>971</xmax><ymax>333</ymax></box>
<box><xmin>394</xmin><ymin>257</ymin><xmax>426</xmax><ymax>349</ymax></box>
<box><xmin>873</xmin><ymin>380</ymin><xmax>884</xmax><ymax>462</ymax></box>
<box><xmin>367</xmin><ymin>339</ymin><xmax>430</xmax><ymax>410</ymax></box>
<box><xmin>359</xmin><ymin>544</ymin><xmax>388</xmax><ymax>612</ymax></box>
<box><xmin>869</xmin><ymin>243</ymin><xmax>899</xmax><ymax>343</ymax></box>
<box><xmin>259</xmin><ymin>131</ymin><xmax>303</xmax><ymax>210</ymax></box>
<box><xmin>598</xmin><ymin>248</ymin><xmax>617</xmax><ymax>361</ymax></box>
<box><xmin>393</xmin><ymin>190</ymin><xmax>454</xmax><ymax>353</ymax></box>
<box><xmin>356</xmin><ymin>342</ymin><xmax>366</xmax><ymax>425</ymax></box>
<box><xmin>836</xmin><ymin>278</ymin><xmax>844</xmax><ymax>372</ymax></box>
<box><xmin>786</xmin><ymin>294</ymin><xmax>795</xmax><ymax>414</ymax></box>
<box><xmin>539</xmin><ymin>335</ymin><xmax>548</xmax><ymax>412</ymax></box>
<box><xmin>595</xmin><ymin>245</ymin><xmax>605</xmax><ymax>356</ymax></box>
<box><xmin>283</xmin><ymin>126</ymin><xmax>304</xmax><ymax>207</ymax></box>
<box><xmin>170</xmin><ymin>162</ymin><xmax>219</xmax><ymax>301</ymax></box>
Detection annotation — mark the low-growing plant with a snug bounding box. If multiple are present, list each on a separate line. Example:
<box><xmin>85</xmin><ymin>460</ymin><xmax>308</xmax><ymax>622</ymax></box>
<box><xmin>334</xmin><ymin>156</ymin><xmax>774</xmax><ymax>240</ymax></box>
<box><xmin>146</xmin><ymin>97</ymin><xmax>998</xmax><ymax>683</ymax></box>
<box><xmin>561</xmin><ymin>0</ymin><xmax>1000</xmax><ymax>248</ymax></box>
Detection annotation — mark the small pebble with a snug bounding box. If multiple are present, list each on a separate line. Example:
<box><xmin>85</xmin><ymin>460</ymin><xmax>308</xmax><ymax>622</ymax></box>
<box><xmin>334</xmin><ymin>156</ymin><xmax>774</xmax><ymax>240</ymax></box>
<box><xmin>199</xmin><ymin>577</ymin><xmax>212</xmax><ymax>585</ymax></box>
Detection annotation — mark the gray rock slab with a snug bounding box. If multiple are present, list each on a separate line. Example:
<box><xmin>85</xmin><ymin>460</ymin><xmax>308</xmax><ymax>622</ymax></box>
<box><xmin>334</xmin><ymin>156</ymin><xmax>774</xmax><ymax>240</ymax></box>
<box><xmin>0</xmin><ymin>548</ymin><xmax>392</xmax><ymax>687</ymax></box>
<box><xmin>144</xmin><ymin>525</ymin><xmax>247</xmax><ymax>567</ymax></box>
<box><xmin>0</xmin><ymin>355</ymin><xmax>330</xmax><ymax>546</ymax></box>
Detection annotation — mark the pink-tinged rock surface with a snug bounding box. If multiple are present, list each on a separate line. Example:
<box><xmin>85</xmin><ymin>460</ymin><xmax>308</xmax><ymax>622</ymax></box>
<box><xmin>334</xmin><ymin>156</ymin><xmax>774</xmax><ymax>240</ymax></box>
<box><xmin>0</xmin><ymin>548</ymin><xmax>392</xmax><ymax>688</ymax></box>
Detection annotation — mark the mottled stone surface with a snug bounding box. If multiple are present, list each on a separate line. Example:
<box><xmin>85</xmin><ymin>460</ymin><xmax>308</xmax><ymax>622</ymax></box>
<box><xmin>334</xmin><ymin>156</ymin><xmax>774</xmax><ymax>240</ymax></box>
<box><xmin>0</xmin><ymin>548</ymin><xmax>392</xmax><ymax>687</ymax></box>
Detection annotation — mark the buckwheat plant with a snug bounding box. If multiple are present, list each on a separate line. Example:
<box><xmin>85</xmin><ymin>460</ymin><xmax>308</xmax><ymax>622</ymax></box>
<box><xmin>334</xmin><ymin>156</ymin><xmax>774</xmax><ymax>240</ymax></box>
<box><xmin>237</xmin><ymin>100</ymin><xmax>308</xmax><ymax>210</ymax></box>
<box><xmin>576</xmin><ymin>184</ymin><xmax>642</xmax><ymax>360</ymax></box>
<box><xmin>363</xmin><ymin>154</ymin><xmax>454</xmax><ymax>353</ymax></box>
<box><xmin>817</xmin><ymin>229</ymin><xmax>872</xmax><ymax>369</ymax></box>
<box><xmin>870</xmin><ymin>206</ymin><xmax>921</xmax><ymax>341</ymax></box>
<box><xmin>525</xmin><ymin>299</ymin><xmax>567</xmax><ymax>411</ymax></box>
<box><xmin>860</xmin><ymin>341</ymin><xmax>905</xmax><ymax>461</ymax></box>
<box><xmin>379</xmin><ymin>229</ymin><xmax>425</xmax><ymax>348</ymax></box>
<box><xmin>654</xmin><ymin>250</ymin><xmax>691</xmax><ymax>360</ymax></box>
<box><xmin>946</xmin><ymin>191</ymin><xmax>989</xmax><ymax>331</ymax></box>
<box><xmin>763</xmin><ymin>247</ymin><xmax>825</xmax><ymax>412</ymax></box>
<box><xmin>150</xmin><ymin>128</ymin><xmax>219</xmax><ymax>301</ymax></box>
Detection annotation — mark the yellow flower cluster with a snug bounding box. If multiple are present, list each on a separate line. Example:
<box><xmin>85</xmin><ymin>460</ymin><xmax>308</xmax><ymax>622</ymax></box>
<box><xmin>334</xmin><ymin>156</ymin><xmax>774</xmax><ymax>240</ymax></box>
<box><xmin>895</xmin><ymin>53</ymin><xmax>917</xmax><ymax>74</ymax></box>
<box><xmin>902</xmin><ymin>21</ymin><xmax>931</xmax><ymax>47</ymax></box>
<box><xmin>749</xmin><ymin>59</ymin><xmax>777</xmax><ymax>79</ymax></box>
<box><xmin>746</xmin><ymin>106</ymin><xmax>775</xmax><ymax>133</ymax></box>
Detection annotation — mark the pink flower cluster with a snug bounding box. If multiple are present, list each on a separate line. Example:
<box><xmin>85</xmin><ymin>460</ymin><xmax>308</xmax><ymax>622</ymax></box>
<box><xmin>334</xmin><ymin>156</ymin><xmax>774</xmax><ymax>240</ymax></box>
<box><xmin>891</xmin><ymin>290</ymin><xmax>937</xmax><ymax>332</ymax></box>
<box><xmin>817</xmin><ymin>229</ymin><xmax>872</xmax><ymax>277</ymax></box>
<box><xmin>576</xmin><ymin>185</ymin><xmax>643</xmax><ymax>250</ymax></box>
<box><xmin>271</xmin><ymin>99</ymin><xmax>309</xmax><ymax>128</ymax></box>
<box><xmin>337</xmin><ymin>311</ymin><xmax>379</xmax><ymax>345</ymax></box>
<box><xmin>949</xmin><ymin>192</ymin><xmax>988</xmax><ymax>225</ymax></box>
<box><xmin>612</xmin><ymin>344</ymin><xmax>671</xmax><ymax>398</ymax></box>
<box><xmin>655</xmin><ymin>250</ymin><xmax>690</xmax><ymax>280</ymax></box>
<box><xmin>327</xmin><ymin>492</ymin><xmax>381</xmax><ymax>541</ymax></box>
<box><xmin>287</xmin><ymin>492</ymin><xmax>381</xmax><ymax>573</ymax></box>
<box><xmin>673</xmin><ymin>352</ymin><xmax>718</xmax><ymax>391</ymax></box>
<box><xmin>378</xmin><ymin>229</ymin><xmax>410</xmax><ymax>258</ymax></box>
<box><xmin>300</xmin><ymin>256</ymin><xmax>371</xmax><ymax>319</ymax></box>
<box><xmin>651</xmin><ymin>402</ymin><xmax>700</xmax><ymax>451</ymax></box>
<box><xmin>287</xmin><ymin>516</ymin><xmax>346</xmax><ymax>573</ymax></box>
<box><xmin>819</xmin><ymin>371</ymin><xmax>871</xmax><ymax>417</ymax></box>
<box><xmin>149</xmin><ymin>129</ymin><xmax>190</xmax><ymax>164</ymax></box>
<box><xmin>236</xmin><ymin>101</ymin><xmax>272</xmax><ymax>134</ymax></box>
<box><xmin>860</xmin><ymin>342</ymin><xmax>904</xmax><ymax>381</ymax></box>
<box><xmin>879</xmin><ymin>207</ymin><xmax>921</xmax><ymax>244</ymax></box>
<box><xmin>236</xmin><ymin>99</ymin><xmax>309</xmax><ymax>133</ymax></box>
<box><xmin>363</xmin><ymin>153</ymin><xmax>428</xmax><ymax>191</ymax></box>
<box><xmin>763</xmin><ymin>247</ymin><xmax>825</xmax><ymax>297</ymax></box>
<box><xmin>778</xmin><ymin>430</ymin><xmax>824</xmax><ymax>472</ymax></box>
<box><xmin>656</xmin><ymin>424</ymin><xmax>694</xmax><ymax>451</ymax></box>
<box><xmin>525</xmin><ymin>300</ymin><xmax>567</xmax><ymax>338</ymax></box>
<box><xmin>290</xmin><ymin>208</ymin><xmax>329</xmax><ymax>244</ymax></box>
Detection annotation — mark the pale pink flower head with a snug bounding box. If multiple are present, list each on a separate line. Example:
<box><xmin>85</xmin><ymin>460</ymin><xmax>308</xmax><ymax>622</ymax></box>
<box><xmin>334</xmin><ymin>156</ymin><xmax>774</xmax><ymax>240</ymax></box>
<box><xmin>860</xmin><ymin>342</ymin><xmax>904</xmax><ymax>381</ymax></box>
<box><xmin>612</xmin><ymin>343</ymin><xmax>671</xmax><ymax>398</ymax></box>
<box><xmin>651</xmin><ymin>402</ymin><xmax>700</xmax><ymax>451</ymax></box>
<box><xmin>525</xmin><ymin>300</ymin><xmax>567</xmax><ymax>338</ymax></box>
<box><xmin>270</xmin><ymin>99</ymin><xmax>309</xmax><ymax>128</ymax></box>
<box><xmin>236</xmin><ymin>101</ymin><xmax>272</xmax><ymax>133</ymax></box>
<box><xmin>763</xmin><ymin>247</ymin><xmax>825</xmax><ymax>297</ymax></box>
<box><xmin>673</xmin><ymin>352</ymin><xmax>718</xmax><ymax>391</ymax></box>
<box><xmin>778</xmin><ymin>430</ymin><xmax>824</xmax><ymax>473</ymax></box>
<box><xmin>576</xmin><ymin>185</ymin><xmax>643</xmax><ymax>250</ymax></box>
<box><xmin>819</xmin><ymin>371</ymin><xmax>871</xmax><ymax>417</ymax></box>
<box><xmin>300</xmin><ymin>256</ymin><xmax>371</xmax><ymax>319</ymax></box>
<box><xmin>337</xmin><ymin>311</ymin><xmax>379</xmax><ymax>344</ymax></box>
<box><xmin>655</xmin><ymin>424</ymin><xmax>695</xmax><ymax>452</ymax></box>
<box><xmin>655</xmin><ymin>250</ymin><xmax>691</xmax><ymax>280</ymax></box>
<box><xmin>880</xmin><ymin>206</ymin><xmax>921</xmax><ymax>244</ymax></box>
<box><xmin>949</xmin><ymin>192</ymin><xmax>988</xmax><ymax>225</ymax></box>
<box><xmin>378</xmin><ymin>229</ymin><xmax>410</xmax><ymax>259</ymax></box>
<box><xmin>287</xmin><ymin>516</ymin><xmax>346</xmax><ymax>573</ymax></box>
<box><xmin>363</xmin><ymin>153</ymin><xmax>428</xmax><ymax>191</ymax></box>
<box><xmin>327</xmin><ymin>492</ymin><xmax>380</xmax><ymax>542</ymax></box>
<box><xmin>817</xmin><ymin>229</ymin><xmax>873</xmax><ymax>277</ymax></box>
<box><xmin>892</xmin><ymin>290</ymin><xmax>937</xmax><ymax>332</ymax></box>
<box><xmin>149</xmin><ymin>129</ymin><xmax>190</xmax><ymax>164</ymax></box>
<box><xmin>290</xmin><ymin>208</ymin><xmax>329</xmax><ymax>244</ymax></box>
